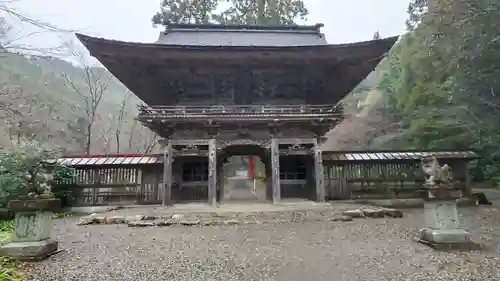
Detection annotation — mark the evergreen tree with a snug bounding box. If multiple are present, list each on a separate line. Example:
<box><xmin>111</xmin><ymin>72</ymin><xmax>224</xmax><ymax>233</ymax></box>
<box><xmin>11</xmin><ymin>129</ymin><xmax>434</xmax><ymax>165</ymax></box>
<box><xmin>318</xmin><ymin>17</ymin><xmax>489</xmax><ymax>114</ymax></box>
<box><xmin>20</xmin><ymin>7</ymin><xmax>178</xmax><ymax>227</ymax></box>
<box><xmin>405</xmin><ymin>0</ymin><xmax>428</xmax><ymax>30</ymax></box>
<box><xmin>152</xmin><ymin>0</ymin><xmax>308</xmax><ymax>26</ymax></box>
<box><xmin>373</xmin><ymin>0</ymin><xmax>500</xmax><ymax>181</ymax></box>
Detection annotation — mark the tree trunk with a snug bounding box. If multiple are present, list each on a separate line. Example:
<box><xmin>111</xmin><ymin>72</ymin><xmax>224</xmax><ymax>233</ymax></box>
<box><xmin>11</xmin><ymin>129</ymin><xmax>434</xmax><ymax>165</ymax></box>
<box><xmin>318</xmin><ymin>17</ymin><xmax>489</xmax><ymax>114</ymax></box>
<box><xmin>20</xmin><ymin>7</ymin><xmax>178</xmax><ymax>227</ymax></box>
<box><xmin>268</xmin><ymin>0</ymin><xmax>278</xmax><ymax>24</ymax></box>
<box><xmin>257</xmin><ymin>0</ymin><xmax>266</xmax><ymax>24</ymax></box>
<box><xmin>85</xmin><ymin>124</ymin><xmax>92</xmax><ymax>155</ymax></box>
<box><xmin>115</xmin><ymin>132</ymin><xmax>120</xmax><ymax>153</ymax></box>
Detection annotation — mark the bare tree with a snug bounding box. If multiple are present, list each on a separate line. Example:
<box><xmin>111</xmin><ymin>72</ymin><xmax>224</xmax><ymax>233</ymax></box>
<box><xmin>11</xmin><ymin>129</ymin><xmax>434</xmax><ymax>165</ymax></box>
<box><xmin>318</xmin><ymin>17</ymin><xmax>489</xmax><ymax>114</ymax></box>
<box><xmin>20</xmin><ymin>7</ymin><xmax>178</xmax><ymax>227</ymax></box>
<box><xmin>127</xmin><ymin>119</ymin><xmax>139</xmax><ymax>152</ymax></box>
<box><xmin>0</xmin><ymin>1</ymin><xmax>61</xmax><ymax>32</ymax></box>
<box><xmin>0</xmin><ymin>84</ymin><xmax>20</xmax><ymax>113</ymax></box>
<box><xmin>114</xmin><ymin>91</ymin><xmax>132</xmax><ymax>153</ymax></box>
<box><xmin>0</xmin><ymin>84</ymin><xmax>55</xmax><ymax>147</ymax></box>
<box><xmin>142</xmin><ymin>133</ymin><xmax>158</xmax><ymax>154</ymax></box>
<box><xmin>0</xmin><ymin>85</ymin><xmax>22</xmax><ymax>147</ymax></box>
<box><xmin>91</xmin><ymin>111</ymin><xmax>115</xmax><ymax>154</ymax></box>
<box><xmin>0</xmin><ymin>1</ymin><xmax>68</xmax><ymax>55</ymax></box>
<box><xmin>126</xmin><ymin>119</ymin><xmax>158</xmax><ymax>154</ymax></box>
<box><xmin>62</xmin><ymin>43</ymin><xmax>110</xmax><ymax>154</ymax></box>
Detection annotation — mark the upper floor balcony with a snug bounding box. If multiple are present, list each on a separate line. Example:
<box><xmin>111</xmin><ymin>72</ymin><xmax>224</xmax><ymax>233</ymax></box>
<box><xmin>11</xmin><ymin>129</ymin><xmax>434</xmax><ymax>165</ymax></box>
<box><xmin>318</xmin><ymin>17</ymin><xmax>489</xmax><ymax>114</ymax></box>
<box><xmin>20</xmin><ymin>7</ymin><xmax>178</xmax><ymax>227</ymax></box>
<box><xmin>137</xmin><ymin>103</ymin><xmax>344</xmax><ymax>123</ymax></box>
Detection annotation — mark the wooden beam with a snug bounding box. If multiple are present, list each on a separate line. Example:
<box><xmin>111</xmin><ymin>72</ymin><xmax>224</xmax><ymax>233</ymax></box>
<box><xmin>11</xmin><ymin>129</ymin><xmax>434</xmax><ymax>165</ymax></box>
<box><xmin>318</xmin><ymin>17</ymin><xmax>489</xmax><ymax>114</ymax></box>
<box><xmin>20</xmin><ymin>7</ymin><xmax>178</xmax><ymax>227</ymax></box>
<box><xmin>171</xmin><ymin>139</ymin><xmax>210</xmax><ymax>146</ymax></box>
<box><xmin>271</xmin><ymin>137</ymin><xmax>281</xmax><ymax>204</ymax></box>
<box><xmin>278</xmin><ymin>138</ymin><xmax>317</xmax><ymax>145</ymax></box>
<box><xmin>279</xmin><ymin>150</ymin><xmax>311</xmax><ymax>156</ymax></box>
<box><xmin>313</xmin><ymin>138</ymin><xmax>325</xmax><ymax>202</ymax></box>
<box><xmin>162</xmin><ymin>139</ymin><xmax>173</xmax><ymax>206</ymax></box>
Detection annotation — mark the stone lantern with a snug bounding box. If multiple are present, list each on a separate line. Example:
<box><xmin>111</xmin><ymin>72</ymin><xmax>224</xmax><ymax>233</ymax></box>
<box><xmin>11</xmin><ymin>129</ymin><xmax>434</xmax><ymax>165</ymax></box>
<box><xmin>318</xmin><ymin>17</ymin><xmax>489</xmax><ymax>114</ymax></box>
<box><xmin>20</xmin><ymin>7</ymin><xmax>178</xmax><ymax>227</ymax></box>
<box><xmin>416</xmin><ymin>156</ymin><xmax>481</xmax><ymax>250</ymax></box>
<box><xmin>0</xmin><ymin>159</ymin><xmax>61</xmax><ymax>260</ymax></box>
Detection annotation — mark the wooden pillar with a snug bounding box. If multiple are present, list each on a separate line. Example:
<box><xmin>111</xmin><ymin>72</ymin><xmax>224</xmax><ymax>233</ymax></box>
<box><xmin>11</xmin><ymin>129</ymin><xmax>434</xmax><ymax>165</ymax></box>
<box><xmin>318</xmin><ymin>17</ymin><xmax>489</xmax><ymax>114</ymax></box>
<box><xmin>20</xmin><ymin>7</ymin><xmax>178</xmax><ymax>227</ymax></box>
<box><xmin>271</xmin><ymin>137</ymin><xmax>281</xmax><ymax>204</ymax></box>
<box><xmin>162</xmin><ymin>139</ymin><xmax>173</xmax><ymax>206</ymax></box>
<box><xmin>313</xmin><ymin>139</ymin><xmax>325</xmax><ymax>202</ymax></box>
<box><xmin>208</xmin><ymin>139</ymin><xmax>217</xmax><ymax>207</ymax></box>
<box><xmin>136</xmin><ymin>168</ymin><xmax>143</xmax><ymax>204</ymax></box>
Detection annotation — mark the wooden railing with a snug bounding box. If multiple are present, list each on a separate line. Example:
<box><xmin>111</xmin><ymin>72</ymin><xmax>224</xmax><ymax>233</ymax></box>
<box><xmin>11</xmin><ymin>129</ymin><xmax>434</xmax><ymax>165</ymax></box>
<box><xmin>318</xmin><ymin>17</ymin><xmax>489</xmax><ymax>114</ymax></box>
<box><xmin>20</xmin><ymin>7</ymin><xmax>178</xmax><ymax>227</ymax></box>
<box><xmin>138</xmin><ymin>104</ymin><xmax>343</xmax><ymax>120</ymax></box>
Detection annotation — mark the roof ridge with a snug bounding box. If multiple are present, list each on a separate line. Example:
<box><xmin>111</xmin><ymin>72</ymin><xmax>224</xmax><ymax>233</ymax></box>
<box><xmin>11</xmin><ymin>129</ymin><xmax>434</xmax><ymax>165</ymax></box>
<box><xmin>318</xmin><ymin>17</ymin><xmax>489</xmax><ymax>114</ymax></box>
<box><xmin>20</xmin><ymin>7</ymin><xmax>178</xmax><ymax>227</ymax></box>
<box><xmin>165</xmin><ymin>23</ymin><xmax>324</xmax><ymax>33</ymax></box>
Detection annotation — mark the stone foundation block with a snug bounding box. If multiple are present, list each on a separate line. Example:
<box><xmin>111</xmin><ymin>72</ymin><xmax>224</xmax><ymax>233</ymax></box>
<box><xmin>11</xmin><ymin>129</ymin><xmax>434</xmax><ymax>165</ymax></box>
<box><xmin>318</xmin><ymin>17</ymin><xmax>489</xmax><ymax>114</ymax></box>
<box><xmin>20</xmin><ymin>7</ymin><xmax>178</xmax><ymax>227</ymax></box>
<box><xmin>0</xmin><ymin>239</ymin><xmax>58</xmax><ymax>261</ymax></box>
<box><xmin>416</xmin><ymin>228</ymin><xmax>482</xmax><ymax>251</ymax></box>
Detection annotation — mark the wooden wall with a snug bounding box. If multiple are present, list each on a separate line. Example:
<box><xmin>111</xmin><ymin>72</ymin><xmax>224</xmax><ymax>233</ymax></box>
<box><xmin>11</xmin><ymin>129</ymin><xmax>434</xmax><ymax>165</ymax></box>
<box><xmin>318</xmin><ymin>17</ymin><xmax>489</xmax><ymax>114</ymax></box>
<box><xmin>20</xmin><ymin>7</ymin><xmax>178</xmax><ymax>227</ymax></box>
<box><xmin>69</xmin><ymin>158</ymin><xmax>471</xmax><ymax>205</ymax></box>
<box><xmin>324</xmin><ymin>160</ymin><xmax>469</xmax><ymax>200</ymax></box>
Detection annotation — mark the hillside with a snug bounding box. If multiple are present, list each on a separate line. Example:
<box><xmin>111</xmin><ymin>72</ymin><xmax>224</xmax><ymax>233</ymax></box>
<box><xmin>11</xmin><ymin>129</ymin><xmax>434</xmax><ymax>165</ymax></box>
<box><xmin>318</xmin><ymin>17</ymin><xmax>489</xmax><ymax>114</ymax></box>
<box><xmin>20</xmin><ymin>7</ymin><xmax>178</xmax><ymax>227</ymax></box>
<box><xmin>0</xmin><ymin>51</ymin><xmax>158</xmax><ymax>154</ymax></box>
<box><xmin>322</xmin><ymin>68</ymin><xmax>396</xmax><ymax>150</ymax></box>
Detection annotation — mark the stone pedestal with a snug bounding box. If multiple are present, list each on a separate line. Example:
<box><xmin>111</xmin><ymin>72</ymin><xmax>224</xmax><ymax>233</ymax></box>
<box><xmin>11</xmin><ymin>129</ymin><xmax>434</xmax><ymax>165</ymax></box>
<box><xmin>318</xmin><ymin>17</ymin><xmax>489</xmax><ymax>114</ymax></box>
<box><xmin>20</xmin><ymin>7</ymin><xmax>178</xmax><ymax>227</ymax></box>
<box><xmin>416</xmin><ymin>187</ymin><xmax>481</xmax><ymax>250</ymax></box>
<box><xmin>0</xmin><ymin>198</ymin><xmax>61</xmax><ymax>260</ymax></box>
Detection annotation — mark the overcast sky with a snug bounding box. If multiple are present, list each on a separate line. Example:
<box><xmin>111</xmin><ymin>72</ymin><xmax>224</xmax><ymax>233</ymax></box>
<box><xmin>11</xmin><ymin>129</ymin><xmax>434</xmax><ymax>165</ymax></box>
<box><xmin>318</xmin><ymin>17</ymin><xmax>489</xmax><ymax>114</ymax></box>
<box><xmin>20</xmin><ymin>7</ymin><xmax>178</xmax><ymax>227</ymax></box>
<box><xmin>3</xmin><ymin>0</ymin><xmax>411</xmax><ymax>51</ymax></box>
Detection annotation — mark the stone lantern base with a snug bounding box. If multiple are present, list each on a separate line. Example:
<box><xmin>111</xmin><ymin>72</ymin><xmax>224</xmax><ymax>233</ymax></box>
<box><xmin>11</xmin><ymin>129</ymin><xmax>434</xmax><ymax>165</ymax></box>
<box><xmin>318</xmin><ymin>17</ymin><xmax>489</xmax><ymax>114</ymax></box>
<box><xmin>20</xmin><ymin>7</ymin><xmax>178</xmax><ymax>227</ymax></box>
<box><xmin>415</xmin><ymin>186</ymin><xmax>481</xmax><ymax>250</ymax></box>
<box><xmin>0</xmin><ymin>198</ymin><xmax>61</xmax><ymax>260</ymax></box>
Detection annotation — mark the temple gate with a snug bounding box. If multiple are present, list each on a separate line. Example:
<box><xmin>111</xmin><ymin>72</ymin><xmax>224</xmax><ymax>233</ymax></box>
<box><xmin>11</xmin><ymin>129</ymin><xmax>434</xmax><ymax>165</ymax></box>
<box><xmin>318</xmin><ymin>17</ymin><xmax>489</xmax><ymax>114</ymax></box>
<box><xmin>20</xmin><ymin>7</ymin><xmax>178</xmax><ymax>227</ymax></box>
<box><xmin>76</xmin><ymin>23</ymin><xmax>398</xmax><ymax>206</ymax></box>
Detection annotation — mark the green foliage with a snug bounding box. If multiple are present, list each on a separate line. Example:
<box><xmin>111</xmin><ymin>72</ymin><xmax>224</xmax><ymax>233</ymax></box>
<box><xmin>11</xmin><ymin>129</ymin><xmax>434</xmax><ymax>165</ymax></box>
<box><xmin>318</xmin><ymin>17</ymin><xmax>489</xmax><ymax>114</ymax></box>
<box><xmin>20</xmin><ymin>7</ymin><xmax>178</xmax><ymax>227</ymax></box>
<box><xmin>406</xmin><ymin>0</ymin><xmax>428</xmax><ymax>31</ymax></box>
<box><xmin>216</xmin><ymin>0</ymin><xmax>308</xmax><ymax>25</ymax></box>
<box><xmin>51</xmin><ymin>164</ymin><xmax>77</xmax><ymax>207</ymax></box>
<box><xmin>0</xmin><ymin>256</ymin><xmax>25</xmax><ymax>281</ymax></box>
<box><xmin>0</xmin><ymin>220</ymin><xmax>15</xmax><ymax>245</ymax></box>
<box><xmin>0</xmin><ymin>222</ymin><xmax>22</xmax><ymax>281</ymax></box>
<box><xmin>0</xmin><ymin>148</ymin><xmax>75</xmax><ymax>208</ymax></box>
<box><xmin>0</xmin><ymin>153</ymin><xmax>28</xmax><ymax>208</ymax></box>
<box><xmin>52</xmin><ymin>212</ymin><xmax>70</xmax><ymax>219</ymax></box>
<box><xmin>371</xmin><ymin>0</ymin><xmax>500</xmax><ymax>183</ymax></box>
<box><xmin>152</xmin><ymin>0</ymin><xmax>309</xmax><ymax>26</ymax></box>
<box><xmin>152</xmin><ymin>0</ymin><xmax>220</xmax><ymax>25</ymax></box>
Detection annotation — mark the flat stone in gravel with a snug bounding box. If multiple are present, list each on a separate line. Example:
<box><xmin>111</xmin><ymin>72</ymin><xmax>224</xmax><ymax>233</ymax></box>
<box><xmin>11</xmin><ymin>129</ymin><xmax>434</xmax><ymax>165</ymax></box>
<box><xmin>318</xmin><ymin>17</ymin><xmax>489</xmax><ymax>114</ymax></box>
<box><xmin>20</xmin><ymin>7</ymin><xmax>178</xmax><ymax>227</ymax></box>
<box><xmin>179</xmin><ymin>219</ymin><xmax>200</xmax><ymax>226</ymax></box>
<box><xmin>331</xmin><ymin>215</ymin><xmax>354</xmax><ymax>222</ymax></box>
<box><xmin>384</xmin><ymin>208</ymin><xmax>404</xmax><ymax>218</ymax></box>
<box><xmin>125</xmin><ymin>215</ymin><xmax>145</xmax><ymax>223</ymax></box>
<box><xmin>155</xmin><ymin>219</ymin><xmax>177</xmax><ymax>226</ymax></box>
<box><xmin>128</xmin><ymin>221</ymin><xmax>154</xmax><ymax>227</ymax></box>
<box><xmin>76</xmin><ymin>214</ymin><xmax>106</xmax><ymax>225</ymax></box>
<box><xmin>342</xmin><ymin>209</ymin><xmax>365</xmax><ymax>218</ymax></box>
<box><xmin>223</xmin><ymin>219</ymin><xmax>240</xmax><ymax>225</ymax></box>
<box><xmin>201</xmin><ymin>220</ymin><xmax>219</xmax><ymax>226</ymax></box>
<box><xmin>342</xmin><ymin>208</ymin><xmax>404</xmax><ymax>219</ymax></box>
<box><xmin>105</xmin><ymin>216</ymin><xmax>125</xmax><ymax>224</ymax></box>
<box><xmin>171</xmin><ymin>214</ymin><xmax>185</xmax><ymax>220</ymax></box>
<box><xmin>360</xmin><ymin>208</ymin><xmax>386</xmax><ymax>218</ymax></box>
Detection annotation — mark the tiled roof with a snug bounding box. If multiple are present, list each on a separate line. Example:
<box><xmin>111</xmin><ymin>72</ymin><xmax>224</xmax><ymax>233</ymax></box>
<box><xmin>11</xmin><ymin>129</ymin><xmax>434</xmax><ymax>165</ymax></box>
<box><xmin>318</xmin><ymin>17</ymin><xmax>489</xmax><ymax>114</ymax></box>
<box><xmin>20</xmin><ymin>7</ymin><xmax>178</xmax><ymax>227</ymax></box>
<box><xmin>58</xmin><ymin>154</ymin><xmax>162</xmax><ymax>166</ymax></box>
<box><xmin>322</xmin><ymin>151</ymin><xmax>479</xmax><ymax>161</ymax></box>
<box><xmin>156</xmin><ymin>23</ymin><xmax>327</xmax><ymax>46</ymax></box>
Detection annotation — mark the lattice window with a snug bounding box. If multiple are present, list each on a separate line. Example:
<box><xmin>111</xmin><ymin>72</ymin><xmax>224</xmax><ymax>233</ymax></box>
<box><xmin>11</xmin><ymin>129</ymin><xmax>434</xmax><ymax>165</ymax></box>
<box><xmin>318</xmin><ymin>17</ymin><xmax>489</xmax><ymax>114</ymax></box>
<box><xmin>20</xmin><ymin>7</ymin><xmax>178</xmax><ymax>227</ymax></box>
<box><xmin>182</xmin><ymin>163</ymin><xmax>209</xmax><ymax>182</ymax></box>
<box><xmin>280</xmin><ymin>157</ymin><xmax>307</xmax><ymax>180</ymax></box>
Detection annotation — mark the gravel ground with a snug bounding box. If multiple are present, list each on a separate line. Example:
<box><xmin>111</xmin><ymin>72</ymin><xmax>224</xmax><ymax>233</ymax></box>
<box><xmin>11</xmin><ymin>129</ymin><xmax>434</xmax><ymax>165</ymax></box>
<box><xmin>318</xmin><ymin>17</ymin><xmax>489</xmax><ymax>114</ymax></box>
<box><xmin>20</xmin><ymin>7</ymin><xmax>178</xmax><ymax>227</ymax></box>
<box><xmin>23</xmin><ymin>206</ymin><xmax>500</xmax><ymax>281</ymax></box>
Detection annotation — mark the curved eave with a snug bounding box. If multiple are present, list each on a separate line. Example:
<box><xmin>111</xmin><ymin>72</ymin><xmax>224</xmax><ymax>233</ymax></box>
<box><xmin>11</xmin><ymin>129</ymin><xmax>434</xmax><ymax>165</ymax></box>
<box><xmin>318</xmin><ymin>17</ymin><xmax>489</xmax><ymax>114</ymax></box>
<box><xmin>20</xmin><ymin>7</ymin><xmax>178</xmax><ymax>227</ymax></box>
<box><xmin>76</xmin><ymin>33</ymin><xmax>399</xmax><ymax>106</ymax></box>
<box><xmin>76</xmin><ymin>33</ymin><xmax>398</xmax><ymax>63</ymax></box>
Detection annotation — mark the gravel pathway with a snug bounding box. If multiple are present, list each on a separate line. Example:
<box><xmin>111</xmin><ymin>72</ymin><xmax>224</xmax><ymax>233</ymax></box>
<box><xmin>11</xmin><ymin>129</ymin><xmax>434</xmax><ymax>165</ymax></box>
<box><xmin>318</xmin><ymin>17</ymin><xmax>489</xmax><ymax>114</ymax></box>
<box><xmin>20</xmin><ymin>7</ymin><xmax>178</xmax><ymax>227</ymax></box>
<box><xmin>23</xmin><ymin>207</ymin><xmax>500</xmax><ymax>281</ymax></box>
